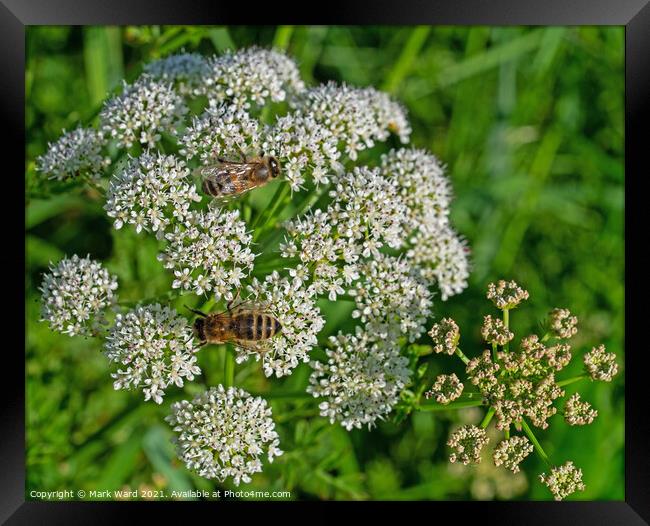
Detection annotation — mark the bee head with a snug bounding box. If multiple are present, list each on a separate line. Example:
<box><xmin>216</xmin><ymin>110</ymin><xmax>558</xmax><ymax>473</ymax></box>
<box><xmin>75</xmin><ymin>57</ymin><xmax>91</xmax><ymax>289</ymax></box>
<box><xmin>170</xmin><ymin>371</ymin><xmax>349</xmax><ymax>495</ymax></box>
<box><xmin>193</xmin><ymin>318</ymin><xmax>206</xmax><ymax>343</ymax></box>
<box><xmin>268</xmin><ymin>156</ymin><xmax>281</xmax><ymax>178</ymax></box>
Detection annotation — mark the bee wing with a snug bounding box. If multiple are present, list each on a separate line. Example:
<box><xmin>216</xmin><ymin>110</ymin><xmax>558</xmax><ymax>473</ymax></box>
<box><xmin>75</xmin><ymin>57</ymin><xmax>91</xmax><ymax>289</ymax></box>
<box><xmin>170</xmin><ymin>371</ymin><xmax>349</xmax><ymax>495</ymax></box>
<box><xmin>232</xmin><ymin>339</ymin><xmax>272</xmax><ymax>355</ymax></box>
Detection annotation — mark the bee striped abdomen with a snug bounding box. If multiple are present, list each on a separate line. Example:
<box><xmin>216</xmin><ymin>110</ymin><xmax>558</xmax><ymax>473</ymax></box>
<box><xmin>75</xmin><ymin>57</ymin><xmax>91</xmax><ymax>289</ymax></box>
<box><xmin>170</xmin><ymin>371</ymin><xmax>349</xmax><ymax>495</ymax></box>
<box><xmin>231</xmin><ymin>311</ymin><xmax>281</xmax><ymax>340</ymax></box>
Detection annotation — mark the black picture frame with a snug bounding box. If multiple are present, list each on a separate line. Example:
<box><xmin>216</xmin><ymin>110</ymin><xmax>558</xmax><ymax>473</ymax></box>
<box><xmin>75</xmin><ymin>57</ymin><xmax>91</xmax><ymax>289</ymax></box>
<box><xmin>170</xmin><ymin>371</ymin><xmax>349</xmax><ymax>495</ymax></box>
<box><xmin>6</xmin><ymin>1</ymin><xmax>648</xmax><ymax>523</ymax></box>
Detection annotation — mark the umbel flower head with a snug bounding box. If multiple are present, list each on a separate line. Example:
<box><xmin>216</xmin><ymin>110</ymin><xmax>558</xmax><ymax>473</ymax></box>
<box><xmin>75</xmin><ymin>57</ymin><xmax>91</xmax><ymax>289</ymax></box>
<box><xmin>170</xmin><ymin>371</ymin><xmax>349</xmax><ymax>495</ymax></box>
<box><xmin>406</xmin><ymin>225</ymin><xmax>470</xmax><ymax>301</ymax></box>
<box><xmin>166</xmin><ymin>385</ymin><xmax>283</xmax><ymax>486</ymax></box>
<box><xmin>143</xmin><ymin>52</ymin><xmax>211</xmax><ymax>96</ymax></box>
<box><xmin>492</xmin><ymin>436</ymin><xmax>533</xmax><ymax>473</ymax></box>
<box><xmin>428</xmin><ymin>318</ymin><xmax>460</xmax><ymax>355</ymax></box>
<box><xmin>158</xmin><ymin>208</ymin><xmax>255</xmax><ymax>302</ymax></box>
<box><xmin>35</xmin><ymin>127</ymin><xmax>110</xmax><ymax>181</ymax></box>
<box><xmin>308</xmin><ymin>328</ymin><xmax>412</xmax><ymax>431</ymax></box>
<box><xmin>564</xmin><ymin>393</ymin><xmax>598</xmax><ymax>426</ymax></box>
<box><xmin>104</xmin><ymin>304</ymin><xmax>201</xmax><ymax>404</ymax></box>
<box><xmin>263</xmin><ymin>111</ymin><xmax>341</xmax><ymax>190</ymax></box>
<box><xmin>203</xmin><ymin>47</ymin><xmax>304</xmax><ymax>109</ymax></box>
<box><xmin>447</xmin><ymin>425</ymin><xmax>489</xmax><ymax>465</ymax></box>
<box><xmin>179</xmin><ymin>103</ymin><xmax>263</xmax><ymax>164</ymax></box>
<box><xmin>292</xmin><ymin>82</ymin><xmax>411</xmax><ymax>160</ymax></box>
<box><xmin>549</xmin><ymin>308</ymin><xmax>578</xmax><ymax>339</ymax></box>
<box><xmin>425</xmin><ymin>373</ymin><xmax>464</xmax><ymax>404</ymax></box>
<box><xmin>238</xmin><ymin>271</ymin><xmax>325</xmax><ymax>378</ymax></box>
<box><xmin>487</xmin><ymin>280</ymin><xmax>529</xmax><ymax>310</ymax></box>
<box><xmin>539</xmin><ymin>461</ymin><xmax>586</xmax><ymax>501</ymax></box>
<box><xmin>481</xmin><ymin>315</ymin><xmax>514</xmax><ymax>346</ymax></box>
<box><xmin>40</xmin><ymin>254</ymin><xmax>118</xmax><ymax>337</ymax></box>
<box><xmin>380</xmin><ymin>148</ymin><xmax>452</xmax><ymax>232</ymax></box>
<box><xmin>350</xmin><ymin>254</ymin><xmax>432</xmax><ymax>342</ymax></box>
<box><xmin>105</xmin><ymin>151</ymin><xmax>201</xmax><ymax>235</ymax></box>
<box><xmin>583</xmin><ymin>344</ymin><xmax>618</xmax><ymax>382</ymax></box>
<box><xmin>100</xmin><ymin>76</ymin><xmax>188</xmax><ymax>149</ymax></box>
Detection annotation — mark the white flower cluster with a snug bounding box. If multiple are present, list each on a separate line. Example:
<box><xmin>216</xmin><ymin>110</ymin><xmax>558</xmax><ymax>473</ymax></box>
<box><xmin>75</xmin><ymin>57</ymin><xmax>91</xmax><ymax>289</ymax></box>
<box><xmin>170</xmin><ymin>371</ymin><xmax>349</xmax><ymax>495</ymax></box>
<box><xmin>379</xmin><ymin>149</ymin><xmax>470</xmax><ymax>299</ymax></box>
<box><xmin>105</xmin><ymin>152</ymin><xmax>201</xmax><ymax>235</ymax></box>
<box><xmin>203</xmin><ymin>47</ymin><xmax>304</xmax><ymax>109</ymax></box>
<box><xmin>158</xmin><ymin>208</ymin><xmax>255</xmax><ymax>301</ymax></box>
<box><xmin>380</xmin><ymin>148</ymin><xmax>452</xmax><ymax>231</ymax></box>
<box><xmin>539</xmin><ymin>461</ymin><xmax>586</xmax><ymax>501</ymax></box>
<box><xmin>583</xmin><ymin>344</ymin><xmax>618</xmax><ymax>382</ymax></box>
<box><xmin>179</xmin><ymin>103</ymin><xmax>263</xmax><ymax>164</ymax></box>
<box><xmin>425</xmin><ymin>373</ymin><xmax>464</xmax><ymax>404</ymax></box>
<box><xmin>350</xmin><ymin>254</ymin><xmax>432</xmax><ymax>342</ymax></box>
<box><xmin>104</xmin><ymin>304</ymin><xmax>201</xmax><ymax>404</ymax></box>
<box><xmin>447</xmin><ymin>425</ymin><xmax>490</xmax><ymax>465</ymax></box>
<box><xmin>492</xmin><ymin>436</ymin><xmax>533</xmax><ymax>473</ymax></box>
<box><xmin>564</xmin><ymin>393</ymin><xmax>598</xmax><ymax>426</ymax></box>
<box><xmin>143</xmin><ymin>52</ymin><xmax>211</xmax><ymax>96</ymax></box>
<box><xmin>292</xmin><ymin>82</ymin><xmax>411</xmax><ymax>160</ymax></box>
<box><xmin>282</xmin><ymin>167</ymin><xmax>409</xmax><ymax>294</ymax></box>
<box><xmin>308</xmin><ymin>328</ymin><xmax>411</xmax><ymax>430</ymax></box>
<box><xmin>40</xmin><ymin>255</ymin><xmax>118</xmax><ymax>336</ymax></box>
<box><xmin>240</xmin><ymin>272</ymin><xmax>325</xmax><ymax>378</ymax></box>
<box><xmin>36</xmin><ymin>127</ymin><xmax>110</xmax><ymax>181</ymax></box>
<box><xmin>263</xmin><ymin>112</ymin><xmax>341</xmax><ymax>190</ymax></box>
<box><xmin>100</xmin><ymin>77</ymin><xmax>187</xmax><ymax>149</ymax></box>
<box><xmin>166</xmin><ymin>386</ymin><xmax>283</xmax><ymax>485</ymax></box>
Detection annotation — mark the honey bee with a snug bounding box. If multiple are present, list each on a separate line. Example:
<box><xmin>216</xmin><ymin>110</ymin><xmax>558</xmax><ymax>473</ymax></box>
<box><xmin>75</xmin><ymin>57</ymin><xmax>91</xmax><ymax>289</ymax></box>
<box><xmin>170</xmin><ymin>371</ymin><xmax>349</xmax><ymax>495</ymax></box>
<box><xmin>197</xmin><ymin>152</ymin><xmax>281</xmax><ymax>199</ymax></box>
<box><xmin>186</xmin><ymin>299</ymin><xmax>282</xmax><ymax>354</ymax></box>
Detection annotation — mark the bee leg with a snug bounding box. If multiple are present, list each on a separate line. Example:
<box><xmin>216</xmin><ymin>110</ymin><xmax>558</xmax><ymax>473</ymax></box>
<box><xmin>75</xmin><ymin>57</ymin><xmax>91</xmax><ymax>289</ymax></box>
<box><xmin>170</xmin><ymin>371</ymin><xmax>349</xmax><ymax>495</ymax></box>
<box><xmin>227</xmin><ymin>289</ymin><xmax>242</xmax><ymax>311</ymax></box>
<box><xmin>184</xmin><ymin>305</ymin><xmax>208</xmax><ymax>317</ymax></box>
<box><xmin>236</xmin><ymin>145</ymin><xmax>247</xmax><ymax>163</ymax></box>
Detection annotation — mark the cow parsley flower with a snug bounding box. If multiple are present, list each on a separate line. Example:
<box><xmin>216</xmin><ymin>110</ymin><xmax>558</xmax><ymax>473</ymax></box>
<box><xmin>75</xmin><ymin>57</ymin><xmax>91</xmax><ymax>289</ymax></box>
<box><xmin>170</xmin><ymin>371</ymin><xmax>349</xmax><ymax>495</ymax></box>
<box><xmin>380</xmin><ymin>148</ymin><xmax>452</xmax><ymax>232</ymax></box>
<box><xmin>36</xmin><ymin>127</ymin><xmax>110</xmax><ymax>181</ymax></box>
<box><xmin>406</xmin><ymin>226</ymin><xmax>470</xmax><ymax>300</ymax></box>
<box><xmin>179</xmin><ymin>103</ymin><xmax>263</xmax><ymax>164</ymax></box>
<box><xmin>105</xmin><ymin>152</ymin><xmax>201</xmax><ymax>235</ymax></box>
<box><xmin>539</xmin><ymin>461</ymin><xmax>586</xmax><ymax>501</ymax></box>
<box><xmin>481</xmin><ymin>315</ymin><xmax>514</xmax><ymax>346</ymax></box>
<box><xmin>40</xmin><ymin>255</ymin><xmax>118</xmax><ymax>336</ymax></box>
<box><xmin>492</xmin><ymin>436</ymin><xmax>533</xmax><ymax>473</ymax></box>
<box><xmin>487</xmin><ymin>280</ymin><xmax>529</xmax><ymax>310</ymax></box>
<box><xmin>428</xmin><ymin>318</ymin><xmax>460</xmax><ymax>355</ymax></box>
<box><xmin>100</xmin><ymin>76</ymin><xmax>188</xmax><ymax>149</ymax></box>
<box><xmin>564</xmin><ymin>393</ymin><xmax>598</xmax><ymax>426</ymax></box>
<box><xmin>292</xmin><ymin>82</ymin><xmax>410</xmax><ymax>160</ymax></box>
<box><xmin>447</xmin><ymin>425</ymin><xmax>489</xmax><ymax>465</ymax></box>
<box><xmin>350</xmin><ymin>254</ymin><xmax>432</xmax><ymax>341</ymax></box>
<box><xmin>263</xmin><ymin>112</ymin><xmax>341</xmax><ymax>190</ymax></box>
<box><xmin>143</xmin><ymin>52</ymin><xmax>211</xmax><ymax>96</ymax></box>
<box><xmin>105</xmin><ymin>304</ymin><xmax>200</xmax><ymax>404</ymax></box>
<box><xmin>549</xmin><ymin>308</ymin><xmax>578</xmax><ymax>339</ymax></box>
<box><xmin>583</xmin><ymin>344</ymin><xmax>618</xmax><ymax>382</ymax></box>
<box><xmin>425</xmin><ymin>373</ymin><xmax>464</xmax><ymax>404</ymax></box>
<box><xmin>203</xmin><ymin>47</ymin><xmax>304</xmax><ymax>109</ymax></box>
<box><xmin>158</xmin><ymin>208</ymin><xmax>255</xmax><ymax>302</ymax></box>
<box><xmin>166</xmin><ymin>386</ymin><xmax>283</xmax><ymax>485</ymax></box>
<box><xmin>238</xmin><ymin>271</ymin><xmax>325</xmax><ymax>378</ymax></box>
<box><xmin>308</xmin><ymin>329</ymin><xmax>411</xmax><ymax>431</ymax></box>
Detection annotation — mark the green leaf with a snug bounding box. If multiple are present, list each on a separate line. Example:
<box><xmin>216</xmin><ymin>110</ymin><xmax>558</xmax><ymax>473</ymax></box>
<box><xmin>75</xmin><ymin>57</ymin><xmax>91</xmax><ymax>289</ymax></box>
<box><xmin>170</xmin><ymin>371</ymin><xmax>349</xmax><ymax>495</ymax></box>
<box><xmin>142</xmin><ymin>425</ymin><xmax>194</xmax><ymax>494</ymax></box>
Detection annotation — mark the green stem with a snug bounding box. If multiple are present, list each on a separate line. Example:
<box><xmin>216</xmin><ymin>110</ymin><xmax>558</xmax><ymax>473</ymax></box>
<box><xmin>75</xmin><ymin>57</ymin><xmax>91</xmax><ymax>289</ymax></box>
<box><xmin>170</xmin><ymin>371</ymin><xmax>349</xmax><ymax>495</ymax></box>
<box><xmin>480</xmin><ymin>406</ymin><xmax>496</xmax><ymax>429</ymax></box>
<box><xmin>224</xmin><ymin>346</ymin><xmax>235</xmax><ymax>388</ymax></box>
<box><xmin>455</xmin><ymin>347</ymin><xmax>470</xmax><ymax>365</ymax></box>
<box><xmin>505</xmin><ymin>427</ymin><xmax>510</xmax><ymax>440</ymax></box>
<box><xmin>249</xmin><ymin>391</ymin><xmax>314</xmax><ymax>401</ymax></box>
<box><xmin>417</xmin><ymin>399</ymin><xmax>485</xmax><ymax>412</ymax></box>
<box><xmin>503</xmin><ymin>308</ymin><xmax>510</xmax><ymax>353</ymax></box>
<box><xmin>557</xmin><ymin>374</ymin><xmax>588</xmax><ymax>387</ymax></box>
<box><xmin>521</xmin><ymin>418</ymin><xmax>551</xmax><ymax>466</ymax></box>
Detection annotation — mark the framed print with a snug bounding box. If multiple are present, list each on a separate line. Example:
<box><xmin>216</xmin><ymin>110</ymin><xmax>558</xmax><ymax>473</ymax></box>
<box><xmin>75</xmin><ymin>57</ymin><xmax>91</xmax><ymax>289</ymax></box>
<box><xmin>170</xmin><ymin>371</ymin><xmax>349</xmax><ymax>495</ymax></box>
<box><xmin>4</xmin><ymin>0</ymin><xmax>649</xmax><ymax>522</ymax></box>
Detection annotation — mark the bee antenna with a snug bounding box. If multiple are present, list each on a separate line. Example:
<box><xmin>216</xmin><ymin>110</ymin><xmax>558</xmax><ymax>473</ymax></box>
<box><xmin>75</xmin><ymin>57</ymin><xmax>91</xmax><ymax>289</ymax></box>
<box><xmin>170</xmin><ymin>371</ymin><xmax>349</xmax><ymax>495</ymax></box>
<box><xmin>185</xmin><ymin>305</ymin><xmax>207</xmax><ymax>317</ymax></box>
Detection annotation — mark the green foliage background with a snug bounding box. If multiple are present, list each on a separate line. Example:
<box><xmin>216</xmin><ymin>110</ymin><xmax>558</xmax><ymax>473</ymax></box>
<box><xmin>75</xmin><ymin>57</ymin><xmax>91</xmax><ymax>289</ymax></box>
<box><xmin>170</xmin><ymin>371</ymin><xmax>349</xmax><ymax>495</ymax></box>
<box><xmin>25</xmin><ymin>26</ymin><xmax>624</xmax><ymax>500</ymax></box>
